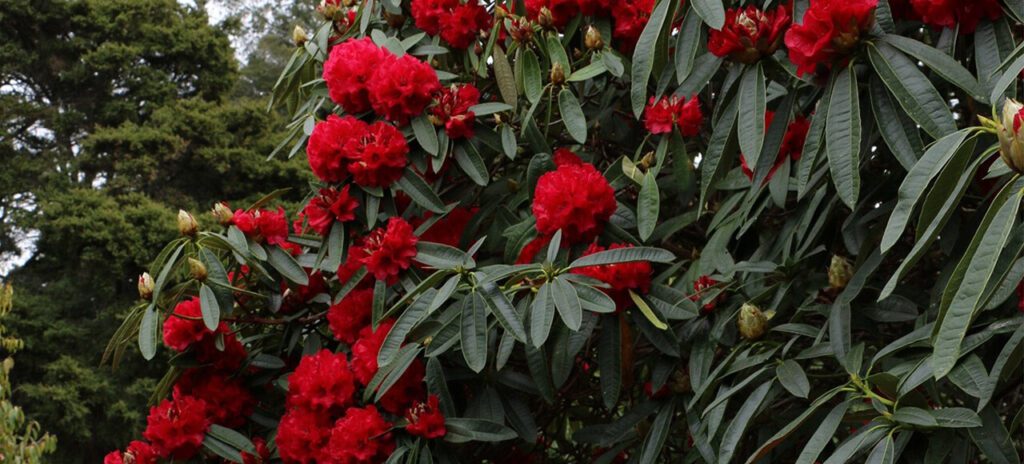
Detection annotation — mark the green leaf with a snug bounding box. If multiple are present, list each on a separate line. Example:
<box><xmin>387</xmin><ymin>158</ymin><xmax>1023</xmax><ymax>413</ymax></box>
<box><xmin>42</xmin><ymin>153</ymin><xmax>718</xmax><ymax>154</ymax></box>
<box><xmin>932</xmin><ymin>177</ymin><xmax>1024</xmax><ymax>379</ymax></box>
<box><xmin>492</xmin><ymin>45</ymin><xmax>518</xmax><ymax>110</ymax></box>
<box><xmin>630</xmin><ymin>290</ymin><xmax>668</xmax><ymax>330</ymax></box>
<box><xmin>207</xmin><ymin>425</ymin><xmax>256</xmax><ymax>455</ymax></box>
<box><xmin>795</xmin><ymin>400</ymin><xmax>852</xmax><ymax>464</ymax></box>
<box><xmin>880</xmin><ymin>34</ymin><xmax>987</xmax><ymax>103</ymax></box>
<box><xmin>867</xmin><ymin>42</ymin><xmax>957</xmax><ymax>139</ymax></box>
<box><xmin>719</xmin><ymin>381</ymin><xmax>772</xmax><ymax>464</ymax></box>
<box><xmin>568</xmin><ymin>246</ymin><xmax>674</xmax><ymax>268</ymax></box>
<box><xmin>776</xmin><ymin>359</ymin><xmax>810</xmax><ymax>398</ymax></box>
<box><xmin>637</xmin><ymin>171</ymin><xmax>660</xmax><ymax>241</ymax></box>
<box><xmin>990</xmin><ymin>52</ymin><xmax>1024</xmax><ymax>105</ymax></box>
<box><xmin>930</xmin><ymin>408</ymin><xmax>983</xmax><ymax>428</ymax></box>
<box><xmin>797</xmin><ymin>85</ymin><xmax>831</xmax><ymax>199</ymax></box>
<box><xmin>460</xmin><ymin>292</ymin><xmax>488</xmax><ymax>373</ymax></box>
<box><xmin>968</xmin><ymin>405</ymin><xmax>1021</xmax><ymax>464</ymax></box>
<box><xmin>467</xmin><ymin>102</ymin><xmax>513</xmax><ymax>116</ymax></box>
<box><xmin>480</xmin><ymin>282</ymin><xmax>528</xmax><ymax>342</ymax></box>
<box><xmin>869</xmin><ymin>76</ymin><xmax>923</xmax><ymax>172</ymax></box>
<box><xmin>522</xmin><ymin>50</ymin><xmax>543</xmax><ymax>104</ymax></box>
<box><xmin>444</xmin><ymin>418</ymin><xmax>517</xmax><ymax>443</ymax></box>
<box><xmin>198</xmin><ymin>284</ymin><xmax>220</xmax><ymax>332</ymax></box>
<box><xmin>378</xmin><ymin>289</ymin><xmax>433</xmax><ymax>365</ymax></box>
<box><xmin>530</xmin><ymin>282</ymin><xmax>556</xmax><ymax>346</ymax></box>
<box><xmin>202</xmin><ymin>435</ymin><xmax>245</xmax><ymax>463</ymax></box>
<box><xmin>700</xmin><ymin>97</ymin><xmax>738</xmax><ymax>208</ymax></box>
<box><xmin>825</xmin><ymin>66</ymin><xmax>861</xmax><ymax>209</ymax></box>
<box><xmin>411</xmin><ymin>115</ymin><xmax>439</xmax><ymax>156</ymax></box>
<box><xmin>880</xmin><ymin>129</ymin><xmax>971</xmax><ymax>252</ymax></box>
<box><xmin>266</xmin><ymin>246</ymin><xmax>309</xmax><ymax>285</ymax></box>
<box><xmin>396</xmin><ymin>170</ymin><xmax>446</xmax><ymax>214</ymax></box>
<box><xmin>558</xmin><ymin>89</ymin><xmax>587</xmax><ymax>143</ymax></box>
<box><xmin>893</xmin><ymin>407</ymin><xmax>939</xmax><ymax>427</ymax></box>
<box><xmin>138</xmin><ymin>304</ymin><xmax>160</xmax><ymax>360</ymax></box>
<box><xmin>865</xmin><ymin>435</ymin><xmax>895</xmax><ymax>464</ymax></box>
<box><xmin>630</xmin><ymin>0</ymin><xmax>673</xmax><ymax>117</ymax></box>
<box><xmin>552</xmin><ymin>278</ymin><xmax>582</xmax><ymax>331</ymax></box>
<box><xmin>674</xmin><ymin>7</ymin><xmax>703</xmax><ymax>81</ymax></box>
<box><xmin>691</xmin><ymin>0</ymin><xmax>725</xmax><ymax>28</ymax></box>
<box><xmin>737</xmin><ymin>64</ymin><xmax>766</xmax><ymax>167</ymax></box>
<box><xmin>568</xmin><ymin>60</ymin><xmax>607</xmax><ymax>82</ymax></box>
<box><xmin>546</xmin><ymin>35</ymin><xmax>571</xmax><ymax>72</ymax></box>
<box><xmin>638</xmin><ymin>399</ymin><xmax>675</xmax><ymax>464</ymax></box>
<box><xmin>454</xmin><ymin>145</ymin><xmax>489</xmax><ymax>186</ymax></box>
<box><xmin>415</xmin><ymin>241</ymin><xmax>473</xmax><ymax>270</ymax></box>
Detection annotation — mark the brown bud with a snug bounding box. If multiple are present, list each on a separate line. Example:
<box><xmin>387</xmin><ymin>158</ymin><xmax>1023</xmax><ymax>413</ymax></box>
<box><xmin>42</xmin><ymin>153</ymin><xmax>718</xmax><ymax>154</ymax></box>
<box><xmin>584</xmin><ymin>26</ymin><xmax>604</xmax><ymax>50</ymax></box>
<box><xmin>292</xmin><ymin>25</ymin><xmax>309</xmax><ymax>47</ymax></box>
<box><xmin>550</xmin><ymin>62</ymin><xmax>566</xmax><ymax>86</ymax></box>
<box><xmin>177</xmin><ymin>210</ymin><xmax>198</xmax><ymax>237</ymax></box>
<box><xmin>138</xmin><ymin>273</ymin><xmax>154</xmax><ymax>300</ymax></box>
<box><xmin>188</xmin><ymin>258</ymin><xmax>208</xmax><ymax>282</ymax></box>
<box><xmin>537</xmin><ymin>7</ymin><xmax>554</xmax><ymax>29</ymax></box>
<box><xmin>737</xmin><ymin>303</ymin><xmax>768</xmax><ymax>341</ymax></box>
<box><xmin>828</xmin><ymin>255</ymin><xmax>854</xmax><ymax>290</ymax></box>
<box><xmin>385</xmin><ymin>12</ymin><xmax>405</xmax><ymax>29</ymax></box>
<box><xmin>211</xmin><ymin>202</ymin><xmax>233</xmax><ymax>225</ymax></box>
<box><xmin>670</xmin><ymin>368</ymin><xmax>692</xmax><ymax>394</ymax></box>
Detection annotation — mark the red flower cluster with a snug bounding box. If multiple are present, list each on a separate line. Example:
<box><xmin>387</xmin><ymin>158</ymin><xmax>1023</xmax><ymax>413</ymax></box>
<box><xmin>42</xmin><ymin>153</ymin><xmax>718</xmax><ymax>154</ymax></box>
<box><xmin>308</xmin><ymin>114</ymin><xmax>410</xmax><ymax>187</ymax></box>
<box><xmin>644</xmin><ymin>95</ymin><xmax>703</xmax><ymax>136</ymax></box>
<box><xmin>431</xmin><ymin>84</ymin><xmax>480</xmax><ymax>139</ymax></box>
<box><xmin>359</xmin><ymin>217</ymin><xmax>420</xmax><ymax>282</ymax></box>
<box><xmin>142</xmin><ymin>392</ymin><xmax>211</xmax><ymax>460</ymax></box>
<box><xmin>784</xmin><ymin>0</ymin><xmax>878</xmax><ymax>77</ymax></box>
<box><xmin>162</xmin><ymin>298</ymin><xmax>221</xmax><ymax>352</ymax></box>
<box><xmin>350</xmin><ymin>321</ymin><xmax>426</xmax><ymax>413</ymax></box>
<box><xmin>739</xmin><ymin>112</ymin><xmax>811</xmax><ymax>182</ymax></box>
<box><xmin>276</xmin><ymin>407</ymin><xmax>333</xmax><ymax>463</ymax></box>
<box><xmin>611</xmin><ymin>0</ymin><xmax>655</xmax><ymax>52</ymax></box>
<box><xmin>571</xmin><ymin>243</ymin><xmax>653</xmax><ymax>311</ymax></box>
<box><xmin>691</xmin><ymin>275</ymin><xmax>726</xmax><ymax>313</ymax></box>
<box><xmin>532</xmin><ymin>155</ymin><xmax>617</xmax><ymax>244</ymax></box>
<box><xmin>709</xmin><ymin>5</ymin><xmax>791</xmax><ymax>64</ymax></box>
<box><xmin>327</xmin><ymin>406</ymin><xmax>396</xmax><ymax>463</ymax></box>
<box><xmin>297</xmin><ymin>186</ymin><xmax>358</xmax><ymax>236</ymax></box>
<box><xmin>405</xmin><ymin>395</ymin><xmax>447</xmax><ymax>439</ymax></box>
<box><xmin>907</xmin><ymin>0</ymin><xmax>1002</xmax><ymax>33</ymax></box>
<box><xmin>322</xmin><ymin>38</ymin><xmax>441</xmax><ymax>124</ymax></box>
<box><xmin>413</xmin><ymin>206</ymin><xmax>477</xmax><ymax>248</ymax></box>
<box><xmin>104</xmin><ymin>441</ymin><xmax>157</xmax><ymax>464</ymax></box>
<box><xmin>328</xmin><ymin>288</ymin><xmax>374</xmax><ymax>344</ymax></box>
<box><xmin>173</xmin><ymin>370</ymin><xmax>255</xmax><ymax>429</ymax></box>
<box><xmin>232</xmin><ymin>207</ymin><xmax>290</xmax><ymax>246</ymax></box>
<box><xmin>411</xmin><ymin>0</ymin><xmax>491</xmax><ymax>48</ymax></box>
<box><xmin>286</xmin><ymin>349</ymin><xmax>357</xmax><ymax>413</ymax></box>
<box><xmin>578</xmin><ymin>0</ymin><xmax>613</xmax><ymax>17</ymax></box>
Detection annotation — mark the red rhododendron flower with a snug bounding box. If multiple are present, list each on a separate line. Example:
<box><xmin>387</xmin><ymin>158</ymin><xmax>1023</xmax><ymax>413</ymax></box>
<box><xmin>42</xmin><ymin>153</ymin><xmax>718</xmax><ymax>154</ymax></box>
<box><xmin>709</xmin><ymin>5</ymin><xmax>791</xmax><ymax>63</ymax></box>
<box><xmin>307</xmin><ymin>114</ymin><xmax>362</xmax><ymax>183</ymax></box>
<box><xmin>405</xmin><ymin>395</ymin><xmax>447</xmax><ymax>439</ymax></box>
<box><xmin>351</xmin><ymin>320</ymin><xmax>395</xmax><ymax>385</ymax></box>
<box><xmin>413</xmin><ymin>207</ymin><xmax>477</xmax><ymax>248</ymax></box>
<box><xmin>571</xmin><ymin>243</ymin><xmax>653</xmax><ymax>311</ymax></box>
<box><xmin>231</xmin><ymin>207</ymin><xmax>289</xmax><ymax>246</ymax></box>
<box><xmin>377</xmin><ymin>359</ymin><xmax>426</xmax><ymax>414</ymax></box>
<box><xmin>644</xmin><ymin>95</ymin><xmax>703</xmax><ymax>136</ymax></box>
<box><xmin>104</xmin><ymin>441</ymin><xmax>158</xmax><ymax>464</ymax></box>
<box><xmin>193</xmin><ymin>333</ymin><xmax>248</xmax><ymax>372</ymax></box>
<box><xmin>323</xmin><ymin>37</ymin><xmax>390</xmax><ymax>113</ymax></box>
<box><xmin>344</xmin><ymin>120</ymin><xmax>410</xmax><ymax>188</ymax></box>
<box><xmin>297</xmin><ymin>186</ymin><xmax>358</xmax><ymax>236</ymax></box>
<box><xmin>327</xmin><ymin>288</ymin><xmax>374</xmax><ymax>344</ymax></box>
<box><xmin>909</xmin><ymin>0</ymin><xmax>1002</xmax><ymax>33</ymax></box>
<box><xmin>174</xmin><ymin>369</ymin><xmax>255</xmax><ymax>428</ymax></box>
<box><xmin>784</xmin><ymin>0</ymin><xmax>878</xmax><ymax>77</ymax></box>
<box><xmin>553</xmin><ymin>147</ymin><xmax>583</xmax><ymax>166</ymax></box>
<box><xmin>163</xmin><ymin>297</ymin><xmax>222</xmax><ymax>352</ymax></box>
<box><xmin>276</xmin><ymin>408</ymin><xmax>333</xmax><ymax>464</ymax></box>
<box><xmin>532</xmin><ymin>160</ymin><xmax>617</xmax><ymax>244</ymax></box>
<box><xmin>578</xmin><ymin>0</ymin><xmax>613</xmax><ymax>17</ymax></box>
<box><xmin>690</xmin><ymin>275</ymin><xmax>726</xmax><ymax>313</ymax></box>
<box><xmin>142</xmin><ymin>392</ymin><xmax>210</xmax><ymax>460</ymax></box>
<box><xmin>739</xmin><ymin>112</ymin><xmax>810</xmax><ymax>182</ymax></box>
<box><xmin>411</xmin><ymin>0</ymin><xmax>454</xmax><ymax>34</ymax></box>
<box><xmin>368</xmin><ymin>54</ymin><xmax>442</xmax><ymax>124</ymax></box>
<box><xmin>286</xmin><ymin>349</ymin><xmax>357</xmax><ymax>413</ymax></box>
<box><xmin>611</xmin><ymin>0</ymin><xmax>655</xmax><ymax>52</ymax></box>
<box><xmin>360</xmin><ymin>217</ymin><xmax>419</xmax><ymax>281</ymax></box>
<box><xmin>526</xmin><ymin>0</ymin><xmax>580</xmax><ymax>29</ymax></box>
<box><xmin>241</xmin><ymin>437</ymin><xmax>271</xmax><ymax>464</ymax></box>
<box><xmin>327</xmin><ymin>406</ymin><xmax>395</xmax><ymax>463</ymax></box>
<box><xmin>431</xmin><ymin>84</ymin><xmax>480</xmax><ymax>139</ymax></box>
<box><xmin>440</xmin><ymin>2</ymin><xmax>491</xmax><ymax>48</ymax></box>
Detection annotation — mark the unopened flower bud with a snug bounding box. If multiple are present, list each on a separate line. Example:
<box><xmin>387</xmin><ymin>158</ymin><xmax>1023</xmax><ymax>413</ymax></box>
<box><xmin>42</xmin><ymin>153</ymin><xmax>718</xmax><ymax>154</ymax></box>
<box><xmin>584</xmin><ymin>26</ymin><xmax>604</xmax><ymax>50</ymax></box>
<box><xmin>537</xmin><ymin>7</ymin><xmax>554</xmax><ymax>29</ymax></box>
<box><xmin>670</xmin><ymin>368</ymin><xmax>692</xmax><ymax>394</ymax></box>
<box><xmin>138</xmin><ymin>273</ymin><xmax>154</xmax><ymax>300</ymax></box>
<box><xmin>997</xmin><ymin>98</ymin><xmax>1024</xmax><ymax>173</ymax></box>
<box><xmin>737</xmin><ymin>302</ymin><xmax>768</xmax><ymax>341</ymax></box>
<box><xmin>292</xmin><ymin>25</ymin><xmax>309</xmax><ymax>47</ymax></box>
<box><xmin>317</xmin><ymin>0</ymin><xmax>344</xmax><ymax>20</ymax></box>
<box><xmin>828</xmin><ymin>255</ymin><xmax>854</xmax><ymax>290</ymax></box>
<box><xmin>507</xmin><ymin>17</ymin><xmax>534</xmax><ymax>43</ymax></box>
<box><xmin>177</xmin><ymin>210</ymin><xmax>198</xmax><ymax>237</ymax></box>
<box><xmin>211</xmin><ymin>202</ymin><xmax>233</xmax><ymax>225</ymax></box>
<box><xmin>550</xmin><ymin>62</ymin><xmax>566</xmax><ymax>85</ymax></box>
<box><xmin>188</xmin><ymin>258</ymin><xmax>208</xmax><ymax>282</ymax></box>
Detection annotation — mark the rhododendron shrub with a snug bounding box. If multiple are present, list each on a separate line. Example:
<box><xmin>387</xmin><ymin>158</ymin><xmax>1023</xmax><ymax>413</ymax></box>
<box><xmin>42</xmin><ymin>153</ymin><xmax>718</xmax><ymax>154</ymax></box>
<box><xmin>107</xmin><ymin>0</ymin><xmax>1024</xmax><ymax>461</ymax></box>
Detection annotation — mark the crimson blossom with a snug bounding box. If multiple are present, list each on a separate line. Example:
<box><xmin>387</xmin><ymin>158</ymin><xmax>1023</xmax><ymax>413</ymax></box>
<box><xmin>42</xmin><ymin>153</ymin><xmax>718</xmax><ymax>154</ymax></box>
<box><xmin>709</xmin><ymin>4</ymin><xmax>790</xmax><ymax>64</ymax></box>
<box><xmin>643</xmin><ymin>95</ymin><xmax>703</xmax><ymax>136</ymax></box>
<box><xmin>531</xmin><ymin>154</ymin><xmax>617</xmax><ymax>244</ymax></box>
<box><xmin>907</xmin><ymin>0</ymin><xmax>1002</xmax><ymax>33</ymax></box>
<box><xmin>784</xmin><ymin>0</ymin><xmax>879</xmax><ymax>76</ymax></box>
